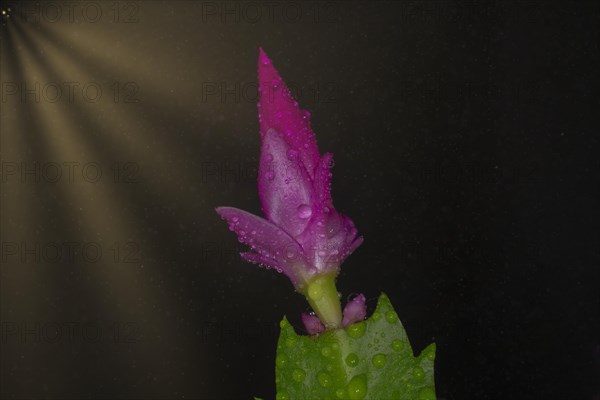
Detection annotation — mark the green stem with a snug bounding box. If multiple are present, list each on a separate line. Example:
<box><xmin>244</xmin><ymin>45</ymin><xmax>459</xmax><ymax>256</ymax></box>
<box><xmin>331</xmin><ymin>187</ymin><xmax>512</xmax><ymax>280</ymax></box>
<box><xmin>304</xmin><ymin>274</ymin><xmax>342</xmax><ymax>329</ymax></box>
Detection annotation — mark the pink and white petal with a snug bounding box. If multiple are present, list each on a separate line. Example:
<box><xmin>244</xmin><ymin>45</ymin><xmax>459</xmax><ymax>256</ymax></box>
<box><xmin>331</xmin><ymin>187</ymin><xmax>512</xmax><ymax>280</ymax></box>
<box><xmin>258</xmin><ymin>48</ymin><xmax>320</xmax><ymax>178</ymax></box>
<box><xmin>301</xmin><ymin>312</ymin><xmax>325</xmax><ymax>335</ymax></box>
<box><xmin>258</xmin><ymin>128</ymin><xmax>314</xmax><ymax>237</ymax></box>
<box><xmin>215</xmin><ymin>206</ymin><xmax>308</xmax><ymax>285</ymax></box>
<box><xmin>342</xmin><ymin>294</ymin><xmax>367</xmax><ymax>327</ymax></box>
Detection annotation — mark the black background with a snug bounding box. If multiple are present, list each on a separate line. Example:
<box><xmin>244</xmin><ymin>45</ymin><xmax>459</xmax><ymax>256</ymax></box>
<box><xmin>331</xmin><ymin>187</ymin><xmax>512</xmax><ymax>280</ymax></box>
<box><xmin>0</xmin><ymin>1</ymin><xmax>598</xmax><ymax>399</ymax></box>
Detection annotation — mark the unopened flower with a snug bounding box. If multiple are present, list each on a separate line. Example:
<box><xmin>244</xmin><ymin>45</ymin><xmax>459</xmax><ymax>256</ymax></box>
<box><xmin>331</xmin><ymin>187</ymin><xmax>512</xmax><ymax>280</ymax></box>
<box><xmin>216</xmin><ymin>48</ymin><xmax>364</xmax><ymax>329</ymax></box>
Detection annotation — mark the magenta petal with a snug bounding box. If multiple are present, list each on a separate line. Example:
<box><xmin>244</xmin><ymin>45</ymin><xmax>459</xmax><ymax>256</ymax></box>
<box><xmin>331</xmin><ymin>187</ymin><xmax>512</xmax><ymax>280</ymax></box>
<box><xmin>215</xmin><ymin>206</ymin><xmax>309</xmax><ymax>286</ymax></box>
<box><xmin>258</xmin><ymin>48</ymin><xmax>320</xmax><ymax>179</ymax></box>
<box><xmin>313</xmin><ymin>153</ymin><xmax>334</xmax><ymax>208</ymax></box>
<box><xmin>258</xmin><ymin>128</ymin><xmax>314</xmax><ymax>237</ymax></box>
<box><xmin>342</xmin><ymin>294</ymin><xmax>367</xmax><ymax>327</ymax></box>
<box><xmin>301</xmin><ymin>312</ymin><xmax>325</xmax><ymax>335</ymax></box>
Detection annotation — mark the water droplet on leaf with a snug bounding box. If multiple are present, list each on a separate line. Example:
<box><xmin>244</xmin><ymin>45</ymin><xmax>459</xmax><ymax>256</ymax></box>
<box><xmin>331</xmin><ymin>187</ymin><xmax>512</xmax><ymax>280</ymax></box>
<box><xmin>346</xmin><ymin>374</ymin><xmax>367</xmax><ymax>400</ymax></box>
<box><xmin>345</xmin><ymin>353</ymin><xmax>359</xmax><ymax>367</ymax></box>
<box><xmin>292</xmin><ymin>368</ymin><xmax>306</xmax><ymax>383</ymax></box>
<box><xmin>391</xmin><ymin>339</ymin><xmax>404</xmax><ymax>352</ymax></box>
<box><xmin>346</xmin><ymin>321</ymin><xmax>366</xmax><ymax>338</ymax></box>
<box><xmin>371</xmin><ymin>353</ymin><xmax>386</xmax><ymax>368</ymax></box>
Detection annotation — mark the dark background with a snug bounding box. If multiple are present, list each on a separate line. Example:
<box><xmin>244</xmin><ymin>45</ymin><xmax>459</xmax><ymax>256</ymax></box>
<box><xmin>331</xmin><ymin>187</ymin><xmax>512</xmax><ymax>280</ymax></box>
<box><xmin>1</xmin><ymin>1</ymin><xmax>598</xmax><ymax>399</ymax></box>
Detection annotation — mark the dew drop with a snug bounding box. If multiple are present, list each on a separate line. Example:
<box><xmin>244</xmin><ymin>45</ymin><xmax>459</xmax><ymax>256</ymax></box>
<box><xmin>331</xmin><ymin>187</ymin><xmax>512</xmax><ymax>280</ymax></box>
<box><xmin>292</xmin><ymin>368</ymin><xmax>306</xmax><ymax>383</ymax></box>
<box><xmin>371</xmin><ymin>354</ymin><xmax>386</xmax><ymax>368</ymax></box>
<box><xmin>321</xmin><ymin>346</ymin><xmax>332</xmax><ymax>357</ymax></box>
<box><xmin>297</xmin><ymin>204</ymin><xmax>312</xmax><ymax>219</ymax></box>
<box><xmin>427</xmin><ymin>349</ymin><xmax>436</xmax><ymax>361</ymax></box>
<box><xmin>346</xmin><ymin>321</ymin><xmax>366</xmax><ymax>338</ymax></box>
<box><xmin>345</xmin><ymin>353</ymin><xmax>359</xmax><ymax>368</ymax></box>
<box><xmin>372</xmin><ymin>312</ymin><xmax>381</xmax><ymax>321</ymax></box>
<box><xmin>346</xmin><ymin>374</ymin><xmax>367</xmax><ymax>400</ymax></box>
<box><xmin>391</xmin><ymin>339</ymin><xmax>404</xmax><ymax>352</ymax></box>
<box><xmin>286</xmin><ymin>149</ymin><xmax>298</xmax><ymax>161</ymax></box>
<box><xmin>418</xmin><ymin>387</ymin><xmax>436</xmax><ymax>400</ymax></box>
<box><xmin>385</xmin><ymin>310</ymin><xmax>398</xmax><ymax>324</ymax></box>
<box><xmin>266</xmin><ymin>171</ymin><xmax>275</xmax><ymax>180</ymax></box>
<box><xmin>412</xmin><ymin>366</ymin><xmax>425</xmax><ymax>381</ymax></box>
<box><xmin>265</xmin><ymin>153</ymin><xmax>274</xmax><ymax>162</ymax></box>
<box><xmin>308</xmin><ymin>280</ymin><xmax>324</xmax><ymax>301</ymax></box>
<box><xmin>275</xmin><ymin>392</ymin><xmax>288</xmax><ymax>400</ymax></box>
<box><xmin>232</xmin><ymin>216</ymin><xmax>239</xmax><ymax>222</ymax></box>
<box><xmin>275</xmin><ymin>354</ymin><xmax>287</xmax><ymax>368</ymax></box>
<box><xmin>285</xmin><ymin>336</ymin><xmax>296</xmax><ymax>348</ymax></box>
<box><xmin>317</xmin><ymin>371</ymin><xmax>332</xmax><ymax>388</ymax></box>
<box><xmin>335</xmin><ymin>388</ymin><xmax>345</xmax><ymax>399</ymax></box>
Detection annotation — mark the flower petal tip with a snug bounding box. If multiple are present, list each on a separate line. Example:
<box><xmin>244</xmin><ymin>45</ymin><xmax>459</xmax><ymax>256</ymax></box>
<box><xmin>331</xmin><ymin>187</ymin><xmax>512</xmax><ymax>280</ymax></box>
<box><xmin>342</xmin><ymin>293</ymin><xmax>367</xmax><ymax>327</ymax></box>
<box><xmin>301</xmin><ymin>312</ymin><xmax>325</xmax><ymax>335</ymax></box>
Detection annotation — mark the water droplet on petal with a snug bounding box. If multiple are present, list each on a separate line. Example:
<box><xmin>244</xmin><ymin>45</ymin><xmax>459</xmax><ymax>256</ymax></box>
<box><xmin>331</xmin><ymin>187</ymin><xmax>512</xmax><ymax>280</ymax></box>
<box><xmin>265</xmin><ymin>153</ymin><xmax>273</xmax><ymax>162</ymax></box>
<box><xmin>286</xmin><ymin>149</ymin><xmax>298</xmax><ymax>161</ymax></box>
<box><xmin>297</xmin><ymin>204</ymin><xmax>312</xmax><ymax>219</ymax></box>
